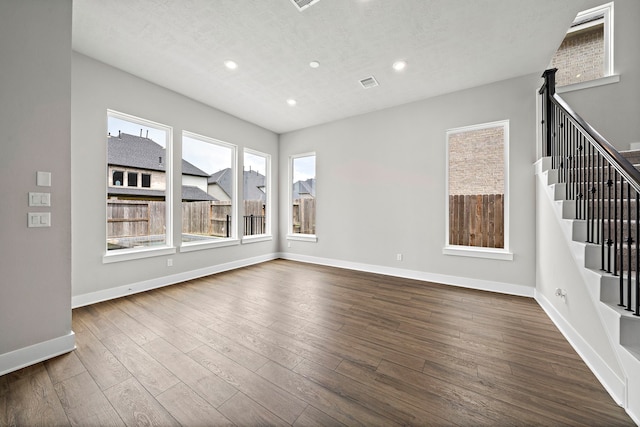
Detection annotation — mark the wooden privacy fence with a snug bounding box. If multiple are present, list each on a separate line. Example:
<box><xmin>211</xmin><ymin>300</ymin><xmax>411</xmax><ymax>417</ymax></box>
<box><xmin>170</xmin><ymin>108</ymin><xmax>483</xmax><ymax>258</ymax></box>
<box><xmin>107</xmin><ymin>200</ymin><xmax>165</xmax><ymax>238</ymax></box>
<box><xmin>109</xmin><ymin>199</ymin><xmax>265</xmax><ymax>239</ymax></box>
<box><xmin>292</xmin><ymin>198</ymin><xmax>316</xmax><ymax>235</ymax></box>
<box><xmin>449</xmin><ymin>194</ymin><xmax>504</xmax><ymax>248</ymax></box>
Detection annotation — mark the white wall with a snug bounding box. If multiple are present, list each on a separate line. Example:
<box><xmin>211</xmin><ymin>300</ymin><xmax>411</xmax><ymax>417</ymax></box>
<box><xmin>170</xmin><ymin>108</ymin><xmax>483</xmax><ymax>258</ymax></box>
<box><xmin>72</xmin><ymin>53</ymin><xmax>279</xmax><ymax>304</ymax></box>
<box><xmin>0</xmin><ymin>0</ymin><xmax>75</xmax><ymax>373</ymax></box>
<box><xmin>535</xmin><ymin>170</ymin><xmax>624</xmax><ymax>391</ymax></box>
<box><xmin>560</xmin><ymin>0</ymin><xmax>640</xmax><ymax>150</ymax></box>
<box><xmin>279</xmin><ymin>73</ymin><xmax>539</xmax><ymax>293</ymax></box>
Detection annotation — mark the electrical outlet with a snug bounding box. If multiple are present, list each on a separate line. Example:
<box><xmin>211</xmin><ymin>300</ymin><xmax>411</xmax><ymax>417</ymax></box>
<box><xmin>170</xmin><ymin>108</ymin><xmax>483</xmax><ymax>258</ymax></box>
<box><xmin>396</xmin><ymin>253</ymin><xmax>403</xmax><ymax>261</ymax></box>
<box><xmin>167</xmin><ymin>259</ymin><xmax>173</xmax><ymax>267</ymax></box>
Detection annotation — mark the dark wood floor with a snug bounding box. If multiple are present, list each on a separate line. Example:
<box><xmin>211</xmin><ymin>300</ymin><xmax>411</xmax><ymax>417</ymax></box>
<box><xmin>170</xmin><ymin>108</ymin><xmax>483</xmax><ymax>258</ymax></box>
<box><xmin>0</xmin><ymin>259</ymin><xmax>634</xmax><ymax>426</ymax></box>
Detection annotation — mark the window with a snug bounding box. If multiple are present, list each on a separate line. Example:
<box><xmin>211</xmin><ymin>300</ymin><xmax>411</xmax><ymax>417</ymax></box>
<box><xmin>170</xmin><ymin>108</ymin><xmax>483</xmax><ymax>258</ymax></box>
<box><xmin>181</xmin><ymin>131</ymin><xmax>237</xmax><ymax>248</ymax></box>
<box><xmin>106</xmin><ymin>110</ymin><xmax>172</xmax><ymax>255</ymax></box>
<box><xmin>127</xmin><ymin>172</ymin><xmax>138</xmax><ymax>187</ymax></box>
<box><xmin>288</xmin><ymin>153</ymin><xmax>316</xmax><ymax>241</ymax></box>
<box><xmin>243</xmin><ymin>149</ymin><xmax>270</xmax><ymax>241</ymax></box>
<box><xmin>141</xmin><ymin>173</ymin><xmax>151</xmax><ymax>188</ymax></box>
<box><xmin>445</xmin><ymin>121</ymin><xmax>511</xmax><ymax>260</ymax></box>
<box><xmin>112</xmin><ymin>170</ymin><xmax>123</xmax><ymax>186</ymax></box>
<box><xmin>549</xmin><ymin>2</ymin><xmax>614</xmax><ymax>87</ymax></box>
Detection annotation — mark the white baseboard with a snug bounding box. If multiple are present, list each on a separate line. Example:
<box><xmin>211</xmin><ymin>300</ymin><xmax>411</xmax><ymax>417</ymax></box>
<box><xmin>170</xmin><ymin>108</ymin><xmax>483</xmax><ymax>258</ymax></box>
<box><xmin>277</xmin><ymin>252</ymin><xmax>535</xmax><ymax>298</ymax></box>
<box><xmin>72</xmin><ymin>253</ymin><xmax>278</xmax><ymax>308</ymax></box>
<box><xmin>535</xmin><ymin>291</ymin><xmax>626</xmax><ymax>407</ymax></box>
<box><xmin>0</xmin><ymin>332</ymin><xmax>76</xmax><ymax>376</ymax></box>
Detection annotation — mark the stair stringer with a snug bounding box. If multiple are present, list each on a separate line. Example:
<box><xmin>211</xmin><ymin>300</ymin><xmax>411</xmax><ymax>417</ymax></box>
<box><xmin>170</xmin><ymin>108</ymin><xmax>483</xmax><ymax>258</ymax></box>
<box><xmin>535</xmin><ymin>158</ymin><xmax>640</xmax><ymax>424</ymax></box>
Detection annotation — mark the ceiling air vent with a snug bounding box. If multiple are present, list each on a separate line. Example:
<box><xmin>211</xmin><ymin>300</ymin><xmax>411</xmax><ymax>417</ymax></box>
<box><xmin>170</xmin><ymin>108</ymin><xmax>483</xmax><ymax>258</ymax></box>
<box><xmin>290</xmin><ymin>0</ymin><xmax>321</xmax><ymax>12</ymax></box>
<box><xmin>359</xmin><ymin>76</ymin><xmax>379</xmax><ymax>89</ymax></box>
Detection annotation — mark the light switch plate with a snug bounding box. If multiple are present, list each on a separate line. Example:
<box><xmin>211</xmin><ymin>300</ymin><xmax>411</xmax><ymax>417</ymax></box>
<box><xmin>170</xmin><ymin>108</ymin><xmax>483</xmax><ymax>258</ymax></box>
<box><xmin>37</xmin><ymin>171</ymin><xmax>51</xmax><ymax>187</ymax></box>
<box><xmin>28</xmin><ymin>212</ymin><xmax>51</xmax><ymax>228</ymax></box>
<box><xmin>29</xmin><ymin>192</ymin><xmax>51</xmax><ymax>207</ymax></box>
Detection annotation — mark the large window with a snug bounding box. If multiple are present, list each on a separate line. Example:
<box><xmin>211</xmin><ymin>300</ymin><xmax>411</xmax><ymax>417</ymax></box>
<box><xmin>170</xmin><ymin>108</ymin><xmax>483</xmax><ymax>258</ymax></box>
<box><xmin>549</xmin><ymin>2</ymin><xmax>614</xmax><ymax>87</ymax></box>
<box><xmin>243</xmin><ymin>149</ymin><xmax>270</xmax><ymax>240</ymax></box>
<box><xmin>288</xmin><ymin>153</ymin><xmax>316</xmax><ymax>241</ymax></box>
<box><xmin>181</xmin><ymin>131</ymin><xmax>237</xmax><ymax>247</ymax></box>
<box><xmin>106</xmin><ymin>110</ymin><xmax>172</xmax><ymax>253</ymax></box>
<box><xmin>445</xmin><ymin>121</ymin><xmax>511</xmax><ymax>260</ymax></box>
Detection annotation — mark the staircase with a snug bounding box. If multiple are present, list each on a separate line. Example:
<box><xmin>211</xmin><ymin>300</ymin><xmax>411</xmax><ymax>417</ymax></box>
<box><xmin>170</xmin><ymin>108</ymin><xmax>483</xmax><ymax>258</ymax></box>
<box><xmin>537</xmin><ymin>69</ymin><xmax>640</xmax><ymax>424</ymax></box>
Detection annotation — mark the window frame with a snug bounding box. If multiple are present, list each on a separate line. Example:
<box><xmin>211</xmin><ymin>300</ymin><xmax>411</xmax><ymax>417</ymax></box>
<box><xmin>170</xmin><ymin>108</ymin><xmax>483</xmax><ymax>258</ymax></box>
<box><xmin>242</xmin><ymin>148</ymin><xmax>272</xmax><ymax>244</ymax></box>
<box><xmin>179</xmin><ymin>130</ymin><xmax>239</xmax><ymax>253</ymax></box>
<box><xmin>443</xmin><ymin>120</ymin><xmax>512</xmax><ymax>261</ymax></box>
<box><xmin>287</xmin><ymin>152</ymin><xmax>317</xmax><ymax>243</ymax></box>
<box><xmin>103</xmin><ymin>109</ymin><xmax>175</xmax><ymax>264</ymax></box>
<box><xmin>556</xmin><ymin>2</ymin><xmax>617</xmax><ymax>93</ymax></box>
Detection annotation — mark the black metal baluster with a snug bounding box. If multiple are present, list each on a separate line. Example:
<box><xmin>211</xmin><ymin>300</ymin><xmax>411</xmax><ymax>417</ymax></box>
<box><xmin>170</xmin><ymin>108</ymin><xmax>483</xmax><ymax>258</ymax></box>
<box><xmin>627</xmin><ymin>181</ymin><xmax>633</xmax><ymax>311</ymax></box>
<box><xmin>636</xmin><ymin>191</ymin><xmax>639</xmax><ymax>316</ymax></box>
<box><xmin>586</xmin><ymin>141</ymin><xmax>592</xmax><ymax>242</ymax></box>
<box><xmin>596</xmin><ymin>152</ymin><xmax>601</xmax><ymax>245</ymax></box>
<box><xmin>618</xmin><ymin>179</ymin><xmax>624</xmax><ymax>303</ymax></box>
<box><xmin>607</xmin><ymin>164</ymin><xmax>613</xmax><ymax>272</ymax></box>
<box><xmin>577</xmin><ymin>133</ymin><xmax>583</xmax><ymax>219</ymax></box>
<box><xmin>614</xmin><ymin>170</ymin><xmax>619</xmax><ymax>276</ymax></box>
<box><xmin>560</xmin><ymin>117</ymin><xmax>566</xmax><ymax>184</ymax></box>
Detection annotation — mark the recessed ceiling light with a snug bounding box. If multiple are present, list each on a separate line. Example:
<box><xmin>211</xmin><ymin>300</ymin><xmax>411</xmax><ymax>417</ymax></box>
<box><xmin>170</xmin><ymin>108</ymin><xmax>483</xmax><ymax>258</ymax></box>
<box><xmin>392</xmin><ymin>60</ymin><xmax>407</xmax><ymax>72</ymax></box>
<box><xmin>287</xmin><ymin>99</ymin><xmax>297</xmax><ymax>106</ymax></box>
<box><xmin>224</xmin><ymin>60</ymin><xmax>238</xmax><ymax>70</ymax></box>
<box><xmin>309</xmin><ymin>61</ymin><xmax>320</xmax><ymax>68</ymax></box>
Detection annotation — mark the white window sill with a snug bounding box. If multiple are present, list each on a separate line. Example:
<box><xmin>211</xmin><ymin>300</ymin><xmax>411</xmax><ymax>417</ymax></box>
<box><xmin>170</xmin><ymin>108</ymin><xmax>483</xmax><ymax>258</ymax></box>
<box><xmin>103</xmin><ymin>246</ymin><xmax>177</xmax><ymax>264</ymax></box>
<box><xmin>179</xmin><ymin>238</ymin><xmax>240</xmax><ymax>253</ymax></box>
<box><xmin>556</xmin><ymin>74</ymin><xmax>620</xmax><ymax>94</ymax></box>
<box><xmin>443</xmin><ymin>246</ymin><xmax>513</xmax><ymax>261</ymax></box>
<box><xmin>242</xmin><ymin>234</ymin><xmax>273</xmax><ymax>244</ymax></box>
<box><xmin>287</xmin><ymin>233</ymin><xmax>318</xmax><ymax>243</ymax></box>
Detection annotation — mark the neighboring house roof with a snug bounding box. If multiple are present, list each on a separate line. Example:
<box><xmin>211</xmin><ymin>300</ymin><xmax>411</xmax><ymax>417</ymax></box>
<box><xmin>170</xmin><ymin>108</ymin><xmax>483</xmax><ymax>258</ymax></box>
<box><xmin>208</xmin><ymin>168</ymin><xmax>268</xmax><ymax>202</ymax></box>
<box><xmin>108</xmin><ymin>132</ymin><xmax>209</xmax><ymax>177</ymax></box>
<box><xmin>244</xmin><ymin>169</ymin><xmax>266</xmax><ymax>202</ymax></box>
<box><xmin>293</xmin><ymin>178</ymin><xmax>316</xmax><ymax>200</ymax></box>
<box><xmin>207</xmin><ymin>168</ymin><xmax>233</xmax><ymax>200</ymax></box>
<box><xmin>108</xmin><ymin>185</ymin><xmax>216</xmax><ymax>201</ymax></box>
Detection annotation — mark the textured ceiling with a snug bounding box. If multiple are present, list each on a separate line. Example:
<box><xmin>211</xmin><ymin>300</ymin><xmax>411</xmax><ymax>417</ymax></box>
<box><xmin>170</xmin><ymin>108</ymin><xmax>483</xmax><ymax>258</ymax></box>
<box><xmin>72</xmin><ymin>0</ymin><xmax>598</xmax><ymax>134</ymax></box>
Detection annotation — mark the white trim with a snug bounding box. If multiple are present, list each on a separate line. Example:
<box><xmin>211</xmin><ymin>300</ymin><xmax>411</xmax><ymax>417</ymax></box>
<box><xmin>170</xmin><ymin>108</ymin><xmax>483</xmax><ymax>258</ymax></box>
<box><xmin>242</xmin><ymin>234</ymin><xmax>273</xmax><ymax>244</ymax></box>
<box><xmin>74</xmin><ymin>253</ymin><xmax>278</xmax><ymax>308</ymax></box>
<box><xmin>289</xmin><ymin>152</ymin><xmax>317</xmax><ymax>236</ymax></box>
<box><xmin>573</xmin><ymin>2</ymin><xmax>614</xmax><ymax>78</ymax></box>
<box><xmin>0</xmin><ymin>332</ymin><xmax>76</xmax><ymax>376</ymax></box>
<box><xmin>535</xmin><ymin>290</ymin><xmax>626</xmax><ymax>406</ymax></box>
<box><xmin>243</xmin><ymin>148</ymin><xmax>272</xmax><ymax>237</ymax></box>
<box><xmin>445</xmin><ymin>120</ymin><xmax>510</xmax><ymax>256</ymax></box>
<box><xmin>106</xmin><ymin>110</ymin><xmax>174</xmax><ymax>255</ymax></box>
<box><xmin>286</xmin><ymin>233</ymin><xmax>318</xmax><ymax>243</ymax></box>
<box><xmin>278</xmin><ymin>252</ymin><xmax>534</xmax><ymax>298</ymax></box>
<box><xmin>183</xmin><ymin>130</ymin><xmax>238</xmax><ymax>240</ymax></box>
<box><xmin>443</xmin><ymin>245</ymin><xmax>513</xmax><ymax>260</ymax></box>
<box><xmin>556</xmin><ymin>74</ymin><xmax>620</xmax><ymax>94</ymax></box>
<box><xmin>103</xmin><ymin>246</ymin><xmax>177</xmax><ymax>263</ymax></box>
<box><xmin>179</xmin><ymin>238</ymin><xmax>240</xmax><ymax>252</ymax></box>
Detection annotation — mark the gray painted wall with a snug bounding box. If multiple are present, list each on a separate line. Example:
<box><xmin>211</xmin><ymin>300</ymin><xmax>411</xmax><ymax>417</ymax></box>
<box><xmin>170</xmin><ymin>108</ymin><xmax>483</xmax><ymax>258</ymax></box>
<box><xmin>0</xmin><ymin>1</ymin><xmax>72</xmax><ymax>353</ymax></box>
<box><xmin>279</xmin><ymin>73</ymin><xmax>539</xmax><ymax>290</ymax></box>
<box><xmin>72</xmin><ymin>53</ymin><xmax>279</xmax><ymax>301</ymax></box>
<box><xmin>560</xmin><ymin>0</ymin><xmax>640</xmax><ymax>150</ymax></box>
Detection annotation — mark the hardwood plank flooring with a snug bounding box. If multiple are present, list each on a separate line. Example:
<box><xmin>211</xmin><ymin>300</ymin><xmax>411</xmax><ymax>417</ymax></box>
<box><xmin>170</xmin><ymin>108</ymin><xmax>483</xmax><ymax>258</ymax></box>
<box><xmin>0</xmin><ymin>259</ymin><xmax>635</xmax><ymax>426</ymax></box>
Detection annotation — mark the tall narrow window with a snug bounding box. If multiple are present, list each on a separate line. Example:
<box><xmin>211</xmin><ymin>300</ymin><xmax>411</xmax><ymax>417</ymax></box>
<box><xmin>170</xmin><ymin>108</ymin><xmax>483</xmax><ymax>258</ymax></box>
<box><xmin>289</xmin><ymin>153</ymin><xmax>316</xmax><ymax>241</ymax></box>
<box><xmin>243</xmin><ymin>149</ymin><xmax>270</xmax><ymax>239</ymax></box>
<box><xmin>106</xmin><ymin>111</ymin><xmax>172</xmax><ymax>252</ymax></box>
<box><xmin>549</xmin><ymin>2</ymin><xmax>614</xmax><ymax>87</ymax></box>
<box><xmin>445</xmin><ymin>121</ymin><xmax>511</xmax><ymax>260</ymax></box>
<box><xmin>181</xmin><ymin>131</ymin><xmax>237</xmax><ymax>246</ymax></box>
